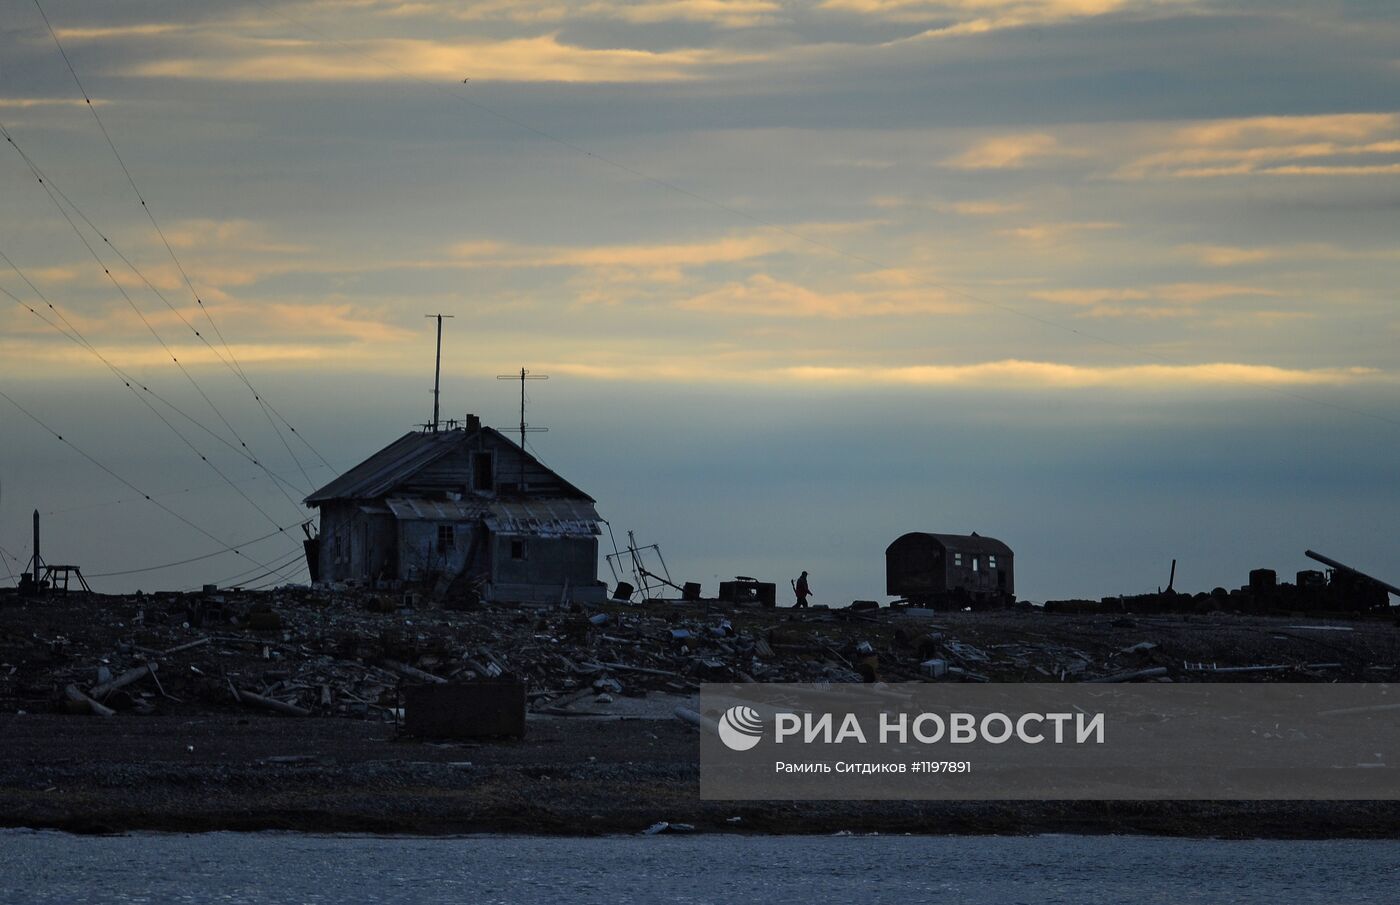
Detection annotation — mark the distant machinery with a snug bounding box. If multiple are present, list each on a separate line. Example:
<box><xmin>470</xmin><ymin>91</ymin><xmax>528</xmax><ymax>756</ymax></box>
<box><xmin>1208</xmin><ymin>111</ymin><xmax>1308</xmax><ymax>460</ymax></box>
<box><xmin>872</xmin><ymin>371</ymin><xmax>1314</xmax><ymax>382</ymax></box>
<box><xmin>18</xmin><ymin>510</ymin><xmax>91</xmax><ymax>597</ymax></box>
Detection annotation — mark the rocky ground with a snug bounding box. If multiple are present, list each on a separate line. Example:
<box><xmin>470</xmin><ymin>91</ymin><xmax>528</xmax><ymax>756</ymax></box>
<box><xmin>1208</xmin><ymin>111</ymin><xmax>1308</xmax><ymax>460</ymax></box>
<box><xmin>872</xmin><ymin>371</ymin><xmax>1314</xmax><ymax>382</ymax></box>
<box><xmin>3</xmin><ymin>588</ymin><xmax>1399</xmax><ymax>836</ymax></box>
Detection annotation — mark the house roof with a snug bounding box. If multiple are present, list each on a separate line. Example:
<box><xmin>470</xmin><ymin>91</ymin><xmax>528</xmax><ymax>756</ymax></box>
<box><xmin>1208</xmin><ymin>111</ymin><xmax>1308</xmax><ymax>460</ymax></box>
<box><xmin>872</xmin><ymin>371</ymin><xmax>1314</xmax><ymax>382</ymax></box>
<box><xmin>889</xmin><ymin>532</ymin><xmax>1013</xmax><ymax>557</ymax></box>
<box><xmin>384</xmin><ymin>497</ymin><xmax>490</xmax><ymax>521</ymax></box>
<box><xmin>306</xmin><ymin>430</ymin><xmax>465</xmax><ymax>504</ymax></box>
<box><xmin>485</xmin><ymin>499</ymin><xmax>601</xmax><ymax>537</ymax></box>
<box><xmin>384</xmin><ymin>496</ymin><xmax>600</xmax><ymax>537</ymax></box>
<box><xmin>305</xmin><ymin>426</ymin><xmax>594</xmax><ymax>504</ymax></box>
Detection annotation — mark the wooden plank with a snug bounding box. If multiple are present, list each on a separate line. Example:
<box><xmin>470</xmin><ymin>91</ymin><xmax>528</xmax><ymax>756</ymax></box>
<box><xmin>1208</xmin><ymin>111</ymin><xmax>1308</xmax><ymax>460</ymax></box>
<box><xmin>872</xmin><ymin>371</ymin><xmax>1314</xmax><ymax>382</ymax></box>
<box><xmin>65</xmin><ymin>683</ymin><xmax>115</xmax><ymax>717</ymax></box>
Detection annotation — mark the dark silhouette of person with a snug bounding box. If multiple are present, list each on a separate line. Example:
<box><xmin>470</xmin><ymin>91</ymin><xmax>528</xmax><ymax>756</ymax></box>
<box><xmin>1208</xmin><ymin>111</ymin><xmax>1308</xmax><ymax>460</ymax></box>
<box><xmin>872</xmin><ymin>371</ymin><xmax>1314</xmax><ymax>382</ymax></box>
<box><xmin>793</xmin><ymin>571</ymin><xmax>812</xmax><ymax>608</ymax></box>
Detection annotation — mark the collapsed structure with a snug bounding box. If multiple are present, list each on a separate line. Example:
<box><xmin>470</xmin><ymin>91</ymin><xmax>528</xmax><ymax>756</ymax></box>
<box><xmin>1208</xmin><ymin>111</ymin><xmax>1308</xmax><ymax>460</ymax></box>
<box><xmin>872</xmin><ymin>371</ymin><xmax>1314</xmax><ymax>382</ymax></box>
<box><xmin>305</xmin><ymin>415</ymin><xmax>605</xmax><ymax>604</ymax></box>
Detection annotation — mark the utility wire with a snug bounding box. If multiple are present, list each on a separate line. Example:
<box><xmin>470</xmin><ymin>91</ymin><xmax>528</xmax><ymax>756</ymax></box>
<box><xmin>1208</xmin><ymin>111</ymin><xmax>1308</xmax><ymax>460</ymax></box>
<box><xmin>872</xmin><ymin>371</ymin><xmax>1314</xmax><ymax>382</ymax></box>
<box><xmin>0</xmin><ymin>387</ymin><xmax>302</xmax><ymax>585</ymax></box>
<box><xmin>0</xmin><ymin>121</ymin><xmax>327</xmax><ymax>500</ymax></box>
<box><xmin>0</xmin><ymin>260</ymin><xmax>313</xmax><ymax>515</ymax></box>
<box><xmin>197</xmin><ymin>546</ymin><xmax>308</xmax><ymax>592</ymax></box>
<box><xmin>0</xmin><ymin>543</ymin><xmax>17</xmax><ymax>585</ymax></box>
<box><xmin>0</xmin><ymin>276</ymin><xmax>304</xmax><ymax>534</ymax></box>
<box><xmin>31</xmin><ymin>0</ymin><xmax>326</xmax><ymax>488</ymax></box>
<box><xmin>35</xmin><ymin>464</ymin><xmax>329</xmax><ymax>519</ymax></box>
<box><xmin>88</xmin><ymin>523</ymin><xmax>301</xmax><ymax>578</ymax></box>
<box><xmin>249</xmin><ymin>0</ymin><xmax>1400</xmax><ymax>432</ymax></box>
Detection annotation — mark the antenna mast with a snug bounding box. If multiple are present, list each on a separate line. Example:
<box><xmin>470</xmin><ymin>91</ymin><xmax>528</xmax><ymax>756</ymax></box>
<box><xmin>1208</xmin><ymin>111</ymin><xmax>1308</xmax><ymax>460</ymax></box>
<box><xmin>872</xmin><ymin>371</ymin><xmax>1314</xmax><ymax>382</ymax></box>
<box><xmin>424</xmin><ymin>314</ymin><xmax>454</xmax><ymax>431</ymax></box>
<box><xmin>496</xmin><ymin>367</ymin><xmax>548</xmax><ymax>491</ymax></box>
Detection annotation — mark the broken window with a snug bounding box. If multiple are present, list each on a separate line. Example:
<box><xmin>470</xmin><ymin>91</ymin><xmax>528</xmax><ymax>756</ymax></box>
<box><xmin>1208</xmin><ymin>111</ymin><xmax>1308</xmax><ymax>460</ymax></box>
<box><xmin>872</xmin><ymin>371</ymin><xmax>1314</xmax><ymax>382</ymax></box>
<box><xmin>437</xmin><ymin>523</ymin><xmax>454</xmax><ymax>554</ymax></box>
<box><xmin>473</xmin><ymin>452</ymin><xmax>494</xmax><ymax>492</ymax></box>
<box><xmin>510</xmin><ymin>539</ymin><xmax>526</xmax><ymax>560</ymax></box>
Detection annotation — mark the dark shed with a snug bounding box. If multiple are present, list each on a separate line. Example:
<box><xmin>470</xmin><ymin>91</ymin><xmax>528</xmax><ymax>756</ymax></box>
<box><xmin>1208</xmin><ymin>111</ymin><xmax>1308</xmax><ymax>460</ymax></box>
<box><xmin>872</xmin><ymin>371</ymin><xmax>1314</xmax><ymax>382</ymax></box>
<box><xmin>886</xmin><ymin>532</ymin><xmax>1014</xmax><ymax>609</ymax></box>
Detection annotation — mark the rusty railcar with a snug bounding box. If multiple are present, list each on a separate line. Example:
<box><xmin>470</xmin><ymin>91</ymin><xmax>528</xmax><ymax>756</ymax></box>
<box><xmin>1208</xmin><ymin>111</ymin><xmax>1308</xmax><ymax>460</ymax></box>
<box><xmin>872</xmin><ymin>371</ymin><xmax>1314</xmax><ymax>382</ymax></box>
<box><xmin>886</xmin><ymin>531</ymin><xmax>1014</xmax><ymax>610</ymax></box>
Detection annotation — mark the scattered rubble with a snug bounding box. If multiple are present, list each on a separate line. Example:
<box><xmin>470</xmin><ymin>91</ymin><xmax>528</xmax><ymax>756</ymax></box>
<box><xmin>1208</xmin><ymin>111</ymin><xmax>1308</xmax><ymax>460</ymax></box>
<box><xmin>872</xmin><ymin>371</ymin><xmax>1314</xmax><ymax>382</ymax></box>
<box><xmin>3</xmin><ymin>589</ymin><xmax>1400</xmax><ymax>720</ymax></box>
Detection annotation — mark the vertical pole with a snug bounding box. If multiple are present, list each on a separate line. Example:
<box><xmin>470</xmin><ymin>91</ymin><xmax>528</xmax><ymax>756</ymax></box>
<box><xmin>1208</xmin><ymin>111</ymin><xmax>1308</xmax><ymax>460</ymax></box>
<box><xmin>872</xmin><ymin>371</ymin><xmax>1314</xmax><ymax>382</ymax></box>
<box><xmin>518</xmin><ymin>368</ymin><xmax>526</xmax><ymax>489</ymax></box>
<box><xmin>518</xmin><ymin>368</ymin><xmax>526</xmax><ymax>452</ymax></box>
<box><xmin>32</xmin><ymin>509</ymin><xmax>41</xmax><ymax>578</ymax></box>
<box><xmin>432</xmin><ymin>315</ymin><xmax>443</xmax><ymax>432</ymax></box>
<box><xmin>424</xmin><ymin>314</ymin><xmax>453</xmax><ymax>432</ymax></box>
<box><xmin>496</xmin><ymin>366</ymin><xmax>548</xmax><ymax>493</ymax></box>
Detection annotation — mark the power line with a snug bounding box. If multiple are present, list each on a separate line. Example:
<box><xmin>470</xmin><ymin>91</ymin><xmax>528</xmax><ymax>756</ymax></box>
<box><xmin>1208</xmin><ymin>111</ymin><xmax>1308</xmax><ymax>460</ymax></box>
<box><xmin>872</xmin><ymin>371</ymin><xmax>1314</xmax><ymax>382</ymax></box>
<box><xmin>88</xmin><ymin>523</ymin><xmax>301</xmax><ymax>578</ymax></box>
<box><xmin>0</xmin><ymin>122</ymin><xmax>271</xmax><ymax>454</ymax></box>
<box><xmin>36</xmin><ymin>465</ymin><xmax>329</xmax><ymax>519</ymax></box>
<box><xmin>0</xmin><ymin>543</ymin><xmax>17</xmax><ymax>585</ymax></box>
<box><xmin>0</xmin><ymin>121</ymin><xmax>326</xmax><ymax>491</ymax></box>
<box><xmin>0</xmin><ymin>259</ymin><xmax>313</xmax><ymax>515</ymax></box>
<box><xmin>0</xmin><ymin>386</ymin><xmax>303</xmax><ymax>585</ymax></box>
<box><xmin>196</xmin><ymin>546</ymin><xmax>308</xmax><ymax>592</ymax></box>
<box><xmin>31</xmin><ymin>0</ymin><xmax>327</xmax><ymax>489</ymax></box>
<box><xmin>247</xmin><ymin>0</ymin><xmax>1400</xmax><ymax>432</ymax></box>
<box><xmin>0</xmin><ymin>275</ymin><xmax>303</xmax><ymax>535</ymax></box>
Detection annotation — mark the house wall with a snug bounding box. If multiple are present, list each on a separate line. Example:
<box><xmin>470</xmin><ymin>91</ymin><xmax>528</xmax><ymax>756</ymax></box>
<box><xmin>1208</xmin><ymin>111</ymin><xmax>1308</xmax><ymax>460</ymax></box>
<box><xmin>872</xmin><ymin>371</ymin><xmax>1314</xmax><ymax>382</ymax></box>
<box><xmin>488</xmin><ymin>534</ymin><xmax>601</xmax><ymax>603</ymax></box>
<box><xmin>886</xmin><ymin>533</ymin><xmax>1014</xmax><ymax>600</ymax></box>
<box><xmin>397</xmin><ymin>519</ymin><xmax>486</xmax><ymax>582</ymax></box>
<box><xmin>395</xmin><ymin>432</ymin><xmax>580</xmax><ymax>498</ymax></box>
<box><xmin>886</xmin><ymin>534</ymin><xmax>945</xmax><ymax>596</ymax></box>
<box><xmin>318</xmin><ymin>503</ymin><xmax>397</xmax><ymax>583</ymax></box>
<box><xmin>941</xmin><ymin>547</ymin><xmax>1014</xmax><ymax>598</ymax></box>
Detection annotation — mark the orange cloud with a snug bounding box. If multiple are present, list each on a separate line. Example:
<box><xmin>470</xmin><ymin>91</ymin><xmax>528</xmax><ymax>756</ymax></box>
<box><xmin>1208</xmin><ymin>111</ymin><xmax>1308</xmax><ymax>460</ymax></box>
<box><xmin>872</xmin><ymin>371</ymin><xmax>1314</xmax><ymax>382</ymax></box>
<box><xmin>677</xmin><ymin>273</ymin><xmax>963</xmax><ymax>318</ymax></box>
<box><xmin>1115</xmin><ymin>113</ymin><xmax>1400</xmax><ymax>179</ymax></box>
<box><xmin>943</xmin><ymin>132</ymin><xmax>1064</xmax><ymax>169</ymax></box>
<box><xmin>783</xmin><ymin>359</ymin><xmax>1379</xmax><ymax>388</ymax></box>
<box><xmin>127</xmin><ymin>33</ymin><xmax>759</xmax><ymax>83</ymax></box>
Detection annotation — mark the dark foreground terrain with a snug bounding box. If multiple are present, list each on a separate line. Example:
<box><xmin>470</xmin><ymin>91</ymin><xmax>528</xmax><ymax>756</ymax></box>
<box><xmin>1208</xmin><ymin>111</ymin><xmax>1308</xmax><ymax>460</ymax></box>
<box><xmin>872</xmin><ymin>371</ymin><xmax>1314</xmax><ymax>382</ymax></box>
<box><xmin>4</xmin><ymin>713</ymin><xmax>1400</xmax><ymax>838</ymax></box>
<box><xmin>4</xmin><ymin>589</ymin><xmax>1400</xmax><ymax>836</ymax></box>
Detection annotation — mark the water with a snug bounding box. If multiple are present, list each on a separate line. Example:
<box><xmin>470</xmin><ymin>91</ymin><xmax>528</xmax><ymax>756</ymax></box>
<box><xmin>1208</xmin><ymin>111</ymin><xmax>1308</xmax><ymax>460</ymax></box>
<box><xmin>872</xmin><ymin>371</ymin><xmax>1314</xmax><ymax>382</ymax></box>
<box><xmin>2</xmin><ymin>830</ymin><xmax>1399</xmax><ymax>904</ymax></box>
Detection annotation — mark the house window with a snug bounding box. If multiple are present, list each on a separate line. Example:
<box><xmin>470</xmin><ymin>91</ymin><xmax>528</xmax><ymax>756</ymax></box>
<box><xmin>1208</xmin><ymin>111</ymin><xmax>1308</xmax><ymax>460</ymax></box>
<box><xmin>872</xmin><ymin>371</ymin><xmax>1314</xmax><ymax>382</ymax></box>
<box><xmin>972</xmin><ymin>557</ymin><xmax>980</xmax><ymax>572</ymax></box>
<box><xmin>473</xmin><ymin>452</ymin><xmax>494</xmax><ymax>491</ymax></box>
<box><xmin>436</xmin><ymin>523</ymin><xmax>454</xmax><ymax>554</ymax></box>
<box><xmin>988</xmin><ymin>555</ymin><xmax>997</xmax><ymax>569</ymax></box>
<box><xmin>953</xmin><ymin>552</ymin><xmax>963</xmax><ymax>567</ymax></box>
<box><xmin>510</xmin><ymin>539</ymin><xmax>526</xmax><ymax>560</ymax></box>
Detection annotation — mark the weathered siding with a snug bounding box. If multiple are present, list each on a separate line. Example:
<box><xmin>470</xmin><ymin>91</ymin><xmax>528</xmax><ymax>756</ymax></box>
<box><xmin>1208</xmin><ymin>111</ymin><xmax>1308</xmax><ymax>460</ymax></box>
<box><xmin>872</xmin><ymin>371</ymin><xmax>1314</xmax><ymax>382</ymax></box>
<box><xmin>318</xmin><ymin>503</ymin><xmax>396</xmax><ymax>583</ymax></box>
<box><xmin>393</xmin><ymin>433</ymin><xmax>579</xmax><ymax>498</ymax></box>
<box><xmin>308</xmin><ymin>423</ymin><xmax>600</xmax><ymax>593</ymax></box>
<box><xmin>885</xmin><ymin>533</ymin><xmax>946</xmax><ymax>596</ymax></box>
<box><xmin>489</xmin><ymin>534</ymin><xmax>600</xmax><ymax>603</ymax></box>
<box><xmin>397</xmin><ymin>519</ymin><xmax>488</xmax><ymax>582</ymax></box>
<box><xmin>886</xmin><ymin>532</ymin><xmax>1014</xmax><ymax>601</ymax></box>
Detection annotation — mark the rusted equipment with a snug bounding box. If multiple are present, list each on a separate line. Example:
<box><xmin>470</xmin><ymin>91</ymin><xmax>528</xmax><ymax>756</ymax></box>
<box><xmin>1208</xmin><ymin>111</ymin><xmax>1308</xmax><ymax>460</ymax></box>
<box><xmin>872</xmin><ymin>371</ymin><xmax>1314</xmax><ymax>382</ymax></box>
<box><xmin>718</xmin><ymin>578</ymin><xmax>776</xmax><ymax>608</ymax></box>
<box><xmin>1305</xmin><ymin>550</ymin><xmax>1400</xmax><ymax>600</ymax></box>
<box><xmin>402</xmin><ymin>680</ymin><xmax>526</xmax><ymax>739</ymax></box>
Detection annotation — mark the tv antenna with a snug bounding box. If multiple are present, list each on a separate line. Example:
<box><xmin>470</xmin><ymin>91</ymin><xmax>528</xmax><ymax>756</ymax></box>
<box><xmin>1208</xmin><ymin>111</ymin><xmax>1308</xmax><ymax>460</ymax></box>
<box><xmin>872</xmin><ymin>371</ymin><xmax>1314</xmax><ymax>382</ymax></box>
<box><xmin>496</xmin><ymin>367</ymin><xmax>548</xmax><ymax>490</ymax></box>
<box><xmin>424</xmin><ymin>314</ymin><xmax>454</xmax><ymax>431</ymax></box>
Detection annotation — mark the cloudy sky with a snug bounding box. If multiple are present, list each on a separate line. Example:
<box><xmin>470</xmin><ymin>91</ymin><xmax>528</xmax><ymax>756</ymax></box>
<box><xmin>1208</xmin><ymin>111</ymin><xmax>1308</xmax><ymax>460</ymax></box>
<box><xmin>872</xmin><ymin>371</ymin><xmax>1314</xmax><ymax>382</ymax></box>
<box><xmin>0</xmin><ymin>0</ymin><xmax>1397</xmax><ymax>602</ymax></box>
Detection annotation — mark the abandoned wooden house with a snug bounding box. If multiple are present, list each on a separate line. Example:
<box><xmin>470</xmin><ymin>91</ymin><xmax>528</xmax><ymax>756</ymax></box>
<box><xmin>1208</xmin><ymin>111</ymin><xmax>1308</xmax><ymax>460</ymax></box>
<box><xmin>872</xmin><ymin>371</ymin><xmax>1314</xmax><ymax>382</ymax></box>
<box><xmin>885</xmin><ymin>531</ymin><xmax>1015</xmax><ymax>609</ymax></box>
<box><xmin>304</xmin><ymin>414</ymin><xmax>605</xmax><ymax>604</ymax></box>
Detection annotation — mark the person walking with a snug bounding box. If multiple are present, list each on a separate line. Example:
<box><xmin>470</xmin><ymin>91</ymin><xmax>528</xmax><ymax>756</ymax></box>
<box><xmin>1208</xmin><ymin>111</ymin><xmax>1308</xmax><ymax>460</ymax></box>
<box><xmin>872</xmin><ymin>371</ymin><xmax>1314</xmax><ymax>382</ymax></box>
<box><xmin>792</xmin><ymin>571</ymin><xmax>813</xmax><ymax>608</ymax></box>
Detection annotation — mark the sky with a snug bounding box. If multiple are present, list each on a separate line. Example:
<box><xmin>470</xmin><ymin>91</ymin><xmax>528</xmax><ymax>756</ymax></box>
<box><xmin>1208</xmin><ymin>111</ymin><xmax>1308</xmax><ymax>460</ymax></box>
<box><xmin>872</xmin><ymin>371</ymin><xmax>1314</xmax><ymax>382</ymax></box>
<box><xmin>0</xmin><ymin>0</ymin><xmax>1397</xmax><ymax>604</ymax></box>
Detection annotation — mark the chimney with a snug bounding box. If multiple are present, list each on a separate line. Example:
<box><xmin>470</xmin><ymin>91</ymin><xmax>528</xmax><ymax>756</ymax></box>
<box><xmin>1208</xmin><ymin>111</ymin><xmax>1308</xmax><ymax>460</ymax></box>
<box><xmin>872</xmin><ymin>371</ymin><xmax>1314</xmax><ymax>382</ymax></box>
<box><xmin>465</xmin><ymin>413</ymin><xmax>481</xmax><ymax>432</ymax></box>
